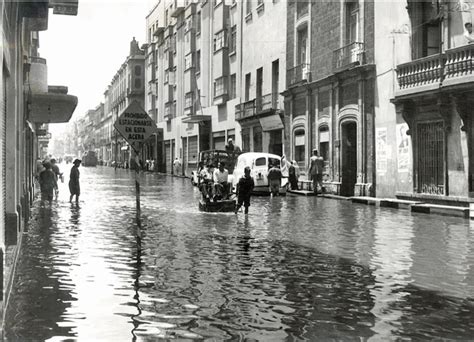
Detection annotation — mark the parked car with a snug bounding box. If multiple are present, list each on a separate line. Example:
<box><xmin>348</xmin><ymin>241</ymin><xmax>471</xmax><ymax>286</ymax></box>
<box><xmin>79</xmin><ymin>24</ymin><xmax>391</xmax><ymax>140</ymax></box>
<box><xmin>231</xmin><ymin>152</ymin><xmax>290</xmax><ymax>195</ymax></box>
<box><xmin>82</xmin><ymin>151</ymin><xmax>98</xmax><ymax>167</ymax></box>
<box><xmin>191</xmin><ymin>149</ymin><xmax>240</xmax><ymax>186</ymax></box>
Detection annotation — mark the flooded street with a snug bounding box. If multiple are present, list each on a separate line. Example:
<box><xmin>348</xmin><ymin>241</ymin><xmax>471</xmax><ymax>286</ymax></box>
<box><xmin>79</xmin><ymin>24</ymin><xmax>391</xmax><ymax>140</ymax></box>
<box><xmin>4</xmin><ymin>165</ymin><xmax>474</xmax><ymax>341</ymax></box>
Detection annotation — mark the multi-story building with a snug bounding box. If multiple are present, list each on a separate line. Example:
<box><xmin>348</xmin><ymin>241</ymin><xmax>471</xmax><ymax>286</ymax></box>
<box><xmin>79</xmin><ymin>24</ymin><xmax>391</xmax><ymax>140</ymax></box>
<box><xmin>145</xmin><ymin>0</ymin><xmax>287</xmax><ymax>176</ymax></box>
<box><xmin>235</xmin><ymin>0</ymin><xmax>286</xmax><ymax>156</ymax></box>
<box><xmin>0</xmin><ymin>0</ymin><xmax>79</xmax><ymax>329</ymax></box>
<box><xmin>104</xmin><ymin>38</ymin><xmax>145</xmax><ymax>166</ymax></box>
<box><xmin>283</xmin><ymin>0</ymin><xmax>376</xmax><ymax>197</ymax></box>
<box><xmin>387</xmin><ymin>0</ymin><xmax>474</xmax><ymax>203</ymax></box>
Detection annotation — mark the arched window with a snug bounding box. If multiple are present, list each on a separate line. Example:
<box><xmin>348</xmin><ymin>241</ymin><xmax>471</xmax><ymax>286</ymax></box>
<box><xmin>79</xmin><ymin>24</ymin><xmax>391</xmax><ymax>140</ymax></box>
<box><xmin>294</xmin><ymin>129</ymin><xmax>305</xmax><ymax>162</ymax></box>
<box><xmin>134</xmin><ymin>65</ymin><xmax>142</xmax><ymax>76</ymax></box>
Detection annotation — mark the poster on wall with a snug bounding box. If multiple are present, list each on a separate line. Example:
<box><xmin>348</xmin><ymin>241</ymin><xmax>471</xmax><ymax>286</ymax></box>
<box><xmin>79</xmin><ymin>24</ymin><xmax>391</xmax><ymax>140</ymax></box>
<box><xmin>376</xmin><ymin>127</ymin><xmax>387</xmax><ymax>174</ymax></box>
<box><xmin>396</xmin><ymin>123</ymin><xmax>410</xmax><ymax>172</ymax></box>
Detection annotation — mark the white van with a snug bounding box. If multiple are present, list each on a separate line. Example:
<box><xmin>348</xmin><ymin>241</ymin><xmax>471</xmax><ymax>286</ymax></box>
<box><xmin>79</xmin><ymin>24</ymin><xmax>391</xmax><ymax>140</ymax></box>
<box><xmin>232</xmin><ymin>152</ymin><xmax>290</xmax><ymax>195</ymax></box>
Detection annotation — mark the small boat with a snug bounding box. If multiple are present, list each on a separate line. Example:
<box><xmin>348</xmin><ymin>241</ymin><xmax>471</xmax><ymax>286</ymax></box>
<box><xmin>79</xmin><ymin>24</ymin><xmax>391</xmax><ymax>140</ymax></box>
<box><xmin>199</xmin><ymin>197</ymin><xmax>236</xmax><ymax>213</ymax></box>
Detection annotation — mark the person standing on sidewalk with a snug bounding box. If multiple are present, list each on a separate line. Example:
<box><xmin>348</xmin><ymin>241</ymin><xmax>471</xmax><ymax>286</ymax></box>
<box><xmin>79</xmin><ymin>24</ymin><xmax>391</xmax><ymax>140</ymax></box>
<box><xmin>308</xmin><ymin>149</ymin><xmax>324</xmax><ymax>194</ymax></box>
<box><xmin>38</xmin><ymin>162</ymin><xmax>57</xmax><ymax>204</ymax></box>
<box><xmin>173</xmin><ymin>157</ymin><xmax>181</xmax><ymax>176</ymax></box>
<box><xmin>235</xmin><ymin>166</ymin><xmax>254</xmax><ymax>214</ymax></box>
<box><xmin>69</xmin><ymin>159</ymin><xmax>81</xmax><ymax>203</ymax></box>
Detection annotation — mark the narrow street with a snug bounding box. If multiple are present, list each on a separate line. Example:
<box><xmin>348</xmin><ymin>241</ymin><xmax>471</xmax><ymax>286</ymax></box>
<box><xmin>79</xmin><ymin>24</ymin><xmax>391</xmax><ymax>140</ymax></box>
<box><xmin>4</xmin><ymin>165</ymin><xmax>474</xmax><ymax>341</ymax></box>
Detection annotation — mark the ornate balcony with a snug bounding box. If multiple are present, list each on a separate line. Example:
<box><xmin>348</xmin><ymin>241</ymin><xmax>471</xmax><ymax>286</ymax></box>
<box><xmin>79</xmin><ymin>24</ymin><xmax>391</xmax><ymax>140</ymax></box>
<box><xmin>287</xmin><ymin>63</ymin><xmax>311</xmax><ymax>87</ymax></box>
<box><xmin>333</xmin><ymin>42</ymin><xmax>365</xmax><ymax>72</ymax></box>
<box><xmin>443</xmin><ymin>44</ymin><xmax>474</xmax><ymax>88</ymax></box>
<box><xmin>396</xmin><ymin>54</ymin><xmax>444</xmax><ymax>97</ymax></box>
<box><xmin>395</xmin><ymin>44</ymin><xmax>474</xmax><ymax>98</ymax></box>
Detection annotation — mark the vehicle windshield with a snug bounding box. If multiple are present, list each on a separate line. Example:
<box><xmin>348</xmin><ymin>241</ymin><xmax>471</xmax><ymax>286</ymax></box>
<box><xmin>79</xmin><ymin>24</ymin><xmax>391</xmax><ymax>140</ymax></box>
<box><xmin>199</xmin><ymin>150</ymin><xmax>239</xmax><ymax>173</ymax></box>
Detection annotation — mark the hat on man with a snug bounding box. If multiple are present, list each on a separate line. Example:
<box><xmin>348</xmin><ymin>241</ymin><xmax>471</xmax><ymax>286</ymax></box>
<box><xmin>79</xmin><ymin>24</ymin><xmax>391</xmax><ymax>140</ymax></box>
<box><xmin>73</xmin><ymin>159</ymin><xmax>82</xmax><ymax>165</ymax></box>
<box><xmin>228</xmin><ymin>138</ymin><xmax>233</xmax><ymax>143</ymax></box>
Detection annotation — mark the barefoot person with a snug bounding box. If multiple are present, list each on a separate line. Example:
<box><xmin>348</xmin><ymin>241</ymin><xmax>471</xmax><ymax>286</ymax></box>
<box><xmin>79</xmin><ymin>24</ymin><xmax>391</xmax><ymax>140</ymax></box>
<box><xmin>69</xmin><ymin>159</ymin><xmax>81</xmax><ymax>203</ymax></box>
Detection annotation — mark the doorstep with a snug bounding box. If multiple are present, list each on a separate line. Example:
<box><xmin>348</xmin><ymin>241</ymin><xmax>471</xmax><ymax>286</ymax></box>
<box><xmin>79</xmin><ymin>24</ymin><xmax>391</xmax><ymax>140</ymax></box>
<box><xmin>379</xmin><ymin>198</ymin><xmax>424</xmax><ymax>210</ymax></box>
<box><xmin>287</xmin><ymin>189</ymin><xmax>316</xmax><ymax>196</ymax></box>
<box><xmin>350</xmin><ymin>196</ymin><xmax>381</xmax><ymax>206</ymax></box>
<box><xmin>411</xmin><ymin>203</ymin><xmax>470</xmax><ymax>218</ymax></box>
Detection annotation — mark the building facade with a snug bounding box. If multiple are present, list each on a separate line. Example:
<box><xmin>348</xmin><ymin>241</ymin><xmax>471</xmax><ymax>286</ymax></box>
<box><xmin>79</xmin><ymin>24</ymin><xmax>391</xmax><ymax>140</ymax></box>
<box><xmin>0</xmin><ymin>0</ymin><xmax>79</xmax><ymax>330</ymax></box>
<box><xmin>283</xmin><ymin>0</ymin><xmax>376</xmax><ymax>197</ymax></box>
<box><xmin>145</xmin><ymin>0</ymin><xmax>287</xmax><ymax>176</ymax></box>
<box><xmin>387</xmin><ymin>0</ymin><xmax>474</xmax><ymax>202</ymax></box>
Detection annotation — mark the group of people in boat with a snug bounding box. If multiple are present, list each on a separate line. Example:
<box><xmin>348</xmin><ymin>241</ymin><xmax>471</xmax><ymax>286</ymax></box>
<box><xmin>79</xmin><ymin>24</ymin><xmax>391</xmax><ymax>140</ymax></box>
<box><xmin>198</xmin><ymin>161</ymin><xmax>231</xmax><ymax>202</ymax></box>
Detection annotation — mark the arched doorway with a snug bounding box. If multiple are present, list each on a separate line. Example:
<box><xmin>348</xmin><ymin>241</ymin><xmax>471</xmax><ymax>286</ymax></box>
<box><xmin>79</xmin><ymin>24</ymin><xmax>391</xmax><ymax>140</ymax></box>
<box><xmin>341</xmin><ymin>121</ymin><xmax>357</xmax><ymax>196</ymax></box>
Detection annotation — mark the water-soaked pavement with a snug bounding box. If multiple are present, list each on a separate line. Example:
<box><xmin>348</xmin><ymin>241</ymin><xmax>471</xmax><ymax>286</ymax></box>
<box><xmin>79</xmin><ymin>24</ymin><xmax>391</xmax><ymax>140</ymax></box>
<box><xmin>4</xmin><ymin>165</ymin><xmax>474</xmax><ymax>341</ymax></box>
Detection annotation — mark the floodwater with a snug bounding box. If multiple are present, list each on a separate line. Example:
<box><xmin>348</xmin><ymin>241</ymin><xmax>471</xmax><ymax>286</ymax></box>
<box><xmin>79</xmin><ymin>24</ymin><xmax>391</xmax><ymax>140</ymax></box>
<box><xmin>4</xmin><ymin>165</ymin><xmax>474</xmax><ymax>341</ymax></box>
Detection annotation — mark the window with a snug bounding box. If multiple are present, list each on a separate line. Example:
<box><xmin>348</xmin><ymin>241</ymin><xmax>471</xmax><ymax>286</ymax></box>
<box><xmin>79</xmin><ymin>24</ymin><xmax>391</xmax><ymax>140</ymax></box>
<box><xmin>253</xmin><ymin>126</ymin><xmax>262</xmax><ymax>152</ymax></box>
<box><xmin>229</xmin><ymin>25</ymin><xmax>237</xmax><ymax>54</ymax></box>
<box><xmin>296</xmin><ymin>0</ymin><xmax>309</xmax><ymax>18</ymax></box>
<box><xmin>294</xmin><ymin>129</ymin><xmax>305</xmax><ymax>162</ymax></box>
<box><xmin>229</xmin><ymin>74</ymin><xmax>236</xmax><ymax>99</ymax></box>
<box><xmin>345</xmin><ymin>1</ymin><xmax>359</xmax><ymax>44</ymax></box>
<box><xmin>255</xmin><ymin>157</ymin><xmax>266</xmax><ymax>166</ymax></box>
<box><xmin>185</xmin><ymin>53</ymin><xmax>193</xmax><ymax>70</ymax></box>
<box><xmin>214</xmin><ymin>30</ymin><xmax>227</xmax><ymax>52</ymax></box>
<box><xmin>196</xmin><ymin>50</ymin><xmax>201</xmax><ymax>73</ymax></box>
<box><xmin>214</xmin><ymin>77</ymin><xmax>227</xmax><ymax>97</ymax></box>
<box><xmin>242</xmin><ymin>128</ymin><xmax>250</xmax><ymax>152</ymax></box>
<box><xmin>185</xmin><ymin>92</ymin><xmax>194</xmax><ymax>108</ymax></box>
<box><xmin>134</xmin><ymin>65</ymin><xmax>141</xmax><ymax>76</ymax></box>
<box><xmin>196</xmin><ymin>11</ymin><xmax>201</xmax><ymax>33</ymax></box>
<box><xmin>135</xmin><ymin>78</ymin><xmax>141</xmax><ymax>89</ymax></box>
<box><xmin>245</xmin><ymin>73</ymin><xmax>251</xmax><ymax>101</ymax></box>
<box><xmin>297</xmin><ymin>26</ymin><xmax>308</xmax><ymax>65</ymax></box>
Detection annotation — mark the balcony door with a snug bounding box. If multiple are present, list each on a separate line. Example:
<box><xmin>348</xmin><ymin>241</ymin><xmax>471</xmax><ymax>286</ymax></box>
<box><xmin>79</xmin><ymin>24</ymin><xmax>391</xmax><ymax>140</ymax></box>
<box><xmin>256</xmin><ymin>68</ymin><xmax>263</xmax><ymax>111</ymax></box>
<box><xmin>297</xmin><ymin>26</ymin><xmax>308</xmax><ymax>65</ymax></box>
<box><xmin>409</xmin><ymin>0</ymin><xmax>441</xmax><ymax>59</ymax></box>
<box><xmin>345</xmin><ymin>1</ymin><xmax>359</xmax><ymax>45</ymax></box>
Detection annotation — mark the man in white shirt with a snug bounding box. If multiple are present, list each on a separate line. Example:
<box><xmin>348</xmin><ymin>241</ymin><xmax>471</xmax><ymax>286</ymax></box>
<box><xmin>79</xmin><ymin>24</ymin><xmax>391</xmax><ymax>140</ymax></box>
<box><xmin>212</xmin><ymin>161</ymin><xmax>229</xmax><ymax>200</ymax></box>
<box><xmin>465</xmin><ymin>22</ymin><xmax>474</xmax><ymax>44</ymax></box>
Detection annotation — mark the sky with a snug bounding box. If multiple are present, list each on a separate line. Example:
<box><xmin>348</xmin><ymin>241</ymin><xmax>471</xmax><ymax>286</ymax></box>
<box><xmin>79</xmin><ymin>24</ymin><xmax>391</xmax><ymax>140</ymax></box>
<box><xmin>40</xmin><ymin>0</ymin><xmax>155</xmax><ymax>135</ymax></box>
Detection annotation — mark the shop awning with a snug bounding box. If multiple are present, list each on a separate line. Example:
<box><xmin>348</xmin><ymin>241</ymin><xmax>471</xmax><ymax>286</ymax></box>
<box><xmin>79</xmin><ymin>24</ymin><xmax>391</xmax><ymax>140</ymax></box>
<box><xmin>259</xmin><ymin>114</ymin><xmax>283</xmax><ymax>131</ymax></box>
<box><xmin>28</xmin><ymin>86</ymin><xmax>78</xmax><ymax>123</ymax></box>
<box><xmin>181</xmin><ymin>115</ymin><xmax>212</xmax><ymax>123</ymax></box>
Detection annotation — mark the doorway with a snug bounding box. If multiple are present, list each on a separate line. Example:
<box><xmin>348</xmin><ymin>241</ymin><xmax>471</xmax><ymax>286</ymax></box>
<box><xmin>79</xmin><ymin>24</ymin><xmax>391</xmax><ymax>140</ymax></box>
<box><xmin>341</xmin><ymin>121</ymin><xmax>357</xmax><ymax>196</ymax></box>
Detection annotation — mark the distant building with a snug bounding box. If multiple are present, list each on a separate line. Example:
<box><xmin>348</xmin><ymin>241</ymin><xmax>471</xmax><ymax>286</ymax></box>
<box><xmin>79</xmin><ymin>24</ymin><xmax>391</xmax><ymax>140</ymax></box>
<box><xmin>104</xmin><ymin>37</ymin><xmax>145</xmax><ymax>166</ymax></box>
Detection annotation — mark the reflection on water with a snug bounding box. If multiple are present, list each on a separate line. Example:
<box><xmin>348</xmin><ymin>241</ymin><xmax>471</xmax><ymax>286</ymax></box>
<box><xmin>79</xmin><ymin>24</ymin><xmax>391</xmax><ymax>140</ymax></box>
<box><xmin>5</xmin><ymin>166</ymin><xmax>474</xmax><ymax>341</ymax></box>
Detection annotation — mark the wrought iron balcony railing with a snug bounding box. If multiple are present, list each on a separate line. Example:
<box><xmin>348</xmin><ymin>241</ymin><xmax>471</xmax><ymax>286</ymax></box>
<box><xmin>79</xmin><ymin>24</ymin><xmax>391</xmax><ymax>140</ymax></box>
<box><xmin>235</xmin><ymin>100</ymin><xmax>256</xmax><ymax>120</ymax></box>
<box><xmin>287</xmin><ymin>63</ymin><xmax>310</xmax><ymax>86</ymax></box>
<box><xmin>333</xmin><ymin>42</ymin><xmax>365</xmax><ymax>71</ymax></box>
<box><xmin>257</xmin><ymin>92</ymin><xmax>280</xmax><ymax>112</ymax></box>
